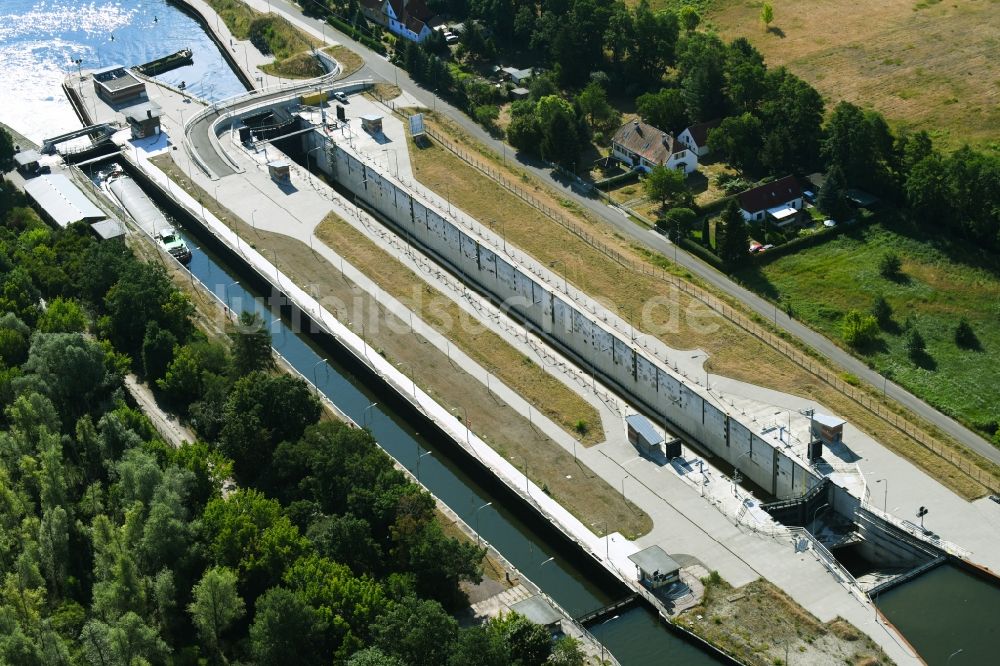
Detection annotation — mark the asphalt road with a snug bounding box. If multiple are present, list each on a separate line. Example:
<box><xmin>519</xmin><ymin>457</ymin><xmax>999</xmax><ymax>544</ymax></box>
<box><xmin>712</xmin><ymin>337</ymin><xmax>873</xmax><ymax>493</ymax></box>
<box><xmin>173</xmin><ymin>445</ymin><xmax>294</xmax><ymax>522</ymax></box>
<box><xmin>260</xmin><ymin>0</ymin><xmax>999</xmax><ymax>467</ymax></box>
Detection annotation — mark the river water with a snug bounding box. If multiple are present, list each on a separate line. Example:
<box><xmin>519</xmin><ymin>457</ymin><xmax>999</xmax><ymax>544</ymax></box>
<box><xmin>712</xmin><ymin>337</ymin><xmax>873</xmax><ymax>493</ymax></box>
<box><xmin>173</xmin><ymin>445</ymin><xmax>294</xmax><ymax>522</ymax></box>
<box><xmin>0</xmin><ymin>0</ymin><xmax>246</xmax><ymax>144</ymax></box>
<box><xmin>14</xmin><ymin>1</ymin><xmax>719</xmax><ymax>662</ymax></box>
<box><xmin>11</xmin><ymin>1</ymin><xmax>999</xmax><ymax>664</ymax></box>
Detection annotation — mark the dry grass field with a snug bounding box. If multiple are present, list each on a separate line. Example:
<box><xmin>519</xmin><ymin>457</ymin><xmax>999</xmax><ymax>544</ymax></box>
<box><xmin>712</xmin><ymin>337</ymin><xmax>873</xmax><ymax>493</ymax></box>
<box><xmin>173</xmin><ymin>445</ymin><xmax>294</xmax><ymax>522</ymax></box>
<box><xmin>148</xmin><ymin>154</ymin><xmax>652</xmax><ymax>539</ymax></box>
<box><xmin>681</xmin><ymin>575</ymin><xmax>887</xmax><ymax>666</ymax></box>
<box><xmin>404</xmin><ymin>112</ymin><xmax>1000</xmax><ymax>499</ymax></box>
<box><xmin>708</xmin><ymin>0</ymin><xmax>1000</xmax><ymax>151</ymax></box>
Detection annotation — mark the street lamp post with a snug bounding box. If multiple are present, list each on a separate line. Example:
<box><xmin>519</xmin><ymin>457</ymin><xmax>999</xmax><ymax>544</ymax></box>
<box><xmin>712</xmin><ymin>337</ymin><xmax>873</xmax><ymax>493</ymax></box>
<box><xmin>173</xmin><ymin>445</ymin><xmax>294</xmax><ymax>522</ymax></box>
<box><xmin>311</xmin><ymin>358</ymin><xmax>327</xmax><ymax>385</ymax></box>
<box><xmin>362</xmin><ymin>401</ymin><xmax>378</xmax><ymax>429</ymax></box>
<box><xmin>474</xmin><ymin>502</ymin><xmax>492</xmax><ymax>544</ymax></box>
<box><xmin>732</xmin><ymin>450</ymin><xmax>751</xmax><ymax>496</ymax></box>
<box><xmin>415</xmin><ymin>446</ymin><xmax>432</xmax><ymax>480</ymax></box>
<box><xmin>307</xmin><ymin>144</ymin><xmax>323</xmax><ymax>176</ymax></box>
<box><xmin>875</xmin><ymin>478</ymin><xmax>888</xmax><ymax>513</ymax></box>
<box><xmin>549</xmin><ymin>259</ymin><xmax>567</xmax><ymax>293</ymax></box>
<box><xmin>811</xmin><ymin>503</ymin><xmax>830</xmax><ymax>534</ymax></box>
<box><xmin>451</xmin><ymin>406</ymin><xmax>470</xmax><ymax>445</ymax></box>
<box><xmin>224</xmin><ymin>281</ymin><xmax>240</xmax><ymax>312</ymax></box>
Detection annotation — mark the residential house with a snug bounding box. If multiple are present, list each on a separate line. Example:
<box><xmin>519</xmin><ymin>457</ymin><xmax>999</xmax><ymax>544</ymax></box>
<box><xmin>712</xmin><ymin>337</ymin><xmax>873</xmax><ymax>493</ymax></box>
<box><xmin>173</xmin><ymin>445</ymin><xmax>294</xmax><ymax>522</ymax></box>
<box><xmin>736</xmin><ymin>175</ymin><xmax>804</xmax><ymax>226</ymax></box>
<box><xmin>611</xmin><ymin>119</ymin><xmax>697</xmax><ymax>174</ymax></box>
<box><xmin>361</xmin><ymin>0</ymin><xmax>436</xmax><ymax>43</ymax></box>
<box><xmin>500</xmin><ymin>66</ymin><xmax>534</xmax><ymax>85</ymax></box>
<box><xmin>677</xmin><ymin>119</ymin><xmax>720</xmax><ymax>158</ymax></box>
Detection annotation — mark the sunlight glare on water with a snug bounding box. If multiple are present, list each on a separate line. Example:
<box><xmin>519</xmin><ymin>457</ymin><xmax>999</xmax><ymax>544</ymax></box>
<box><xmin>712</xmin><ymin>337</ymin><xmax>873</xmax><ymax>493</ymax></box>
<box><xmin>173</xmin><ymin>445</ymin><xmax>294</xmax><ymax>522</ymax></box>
<box><xmin>0</xmin><ymin>0</ymin><xmax>245</xmax><ymax>143</ymax></box>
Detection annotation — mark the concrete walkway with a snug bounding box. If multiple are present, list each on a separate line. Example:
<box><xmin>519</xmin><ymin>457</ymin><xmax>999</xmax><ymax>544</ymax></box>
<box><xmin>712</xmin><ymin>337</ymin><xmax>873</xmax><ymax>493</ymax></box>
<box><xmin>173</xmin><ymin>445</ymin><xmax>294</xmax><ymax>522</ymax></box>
<box><xmin>110</xmin><ymin>78</ymin><xmax>922</xmax><ymax>662</ymax></box>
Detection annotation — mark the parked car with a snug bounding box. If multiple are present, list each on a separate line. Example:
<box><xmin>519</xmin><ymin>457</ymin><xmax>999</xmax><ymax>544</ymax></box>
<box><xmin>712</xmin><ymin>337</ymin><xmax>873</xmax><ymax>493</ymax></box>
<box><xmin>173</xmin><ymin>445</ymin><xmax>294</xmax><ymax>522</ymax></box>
<box><xmin>749</xmin><ymin>241</ymin><xmax>763</xmax><ymax>254</ymax></box>
<box><xmin>803</xmin><ymin>189</ymin><xmax>816</xmax><ymax>203</ymax></box>
<box><xmin>333</xmin><ymin>91</ymin><xmax>348</xmax><ymax>103</ymax></box>
<box><xmin>445</xmin><ymin>33</ymin><xmax>459</xmax><ymax>44</ymax></box>
<box><xmin>758</xmin><ymin>244</ymin><xmax>774</xmax><ymax>253</ymax></box>
<box><xmin>823</xmin><ymin>219</ymin><xmax>837</xmax><ymax>228</ymax></box>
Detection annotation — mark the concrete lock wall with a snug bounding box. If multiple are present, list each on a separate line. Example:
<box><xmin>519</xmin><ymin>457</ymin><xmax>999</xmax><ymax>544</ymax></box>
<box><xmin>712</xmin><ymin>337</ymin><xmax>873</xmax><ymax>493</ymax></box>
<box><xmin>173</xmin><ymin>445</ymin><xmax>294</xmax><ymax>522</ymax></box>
<box><xmin>321</xmin><ymin>136</ymin><xmax>819</xmax><ymax>500</ymax></box>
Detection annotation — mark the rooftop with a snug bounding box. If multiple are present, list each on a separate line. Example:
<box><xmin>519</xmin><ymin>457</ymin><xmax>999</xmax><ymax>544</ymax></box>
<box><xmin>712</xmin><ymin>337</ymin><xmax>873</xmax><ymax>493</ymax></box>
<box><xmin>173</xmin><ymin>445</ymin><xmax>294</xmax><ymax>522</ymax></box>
<box><xmin>124</xmin><ymin>101</ymin><xmax>162</xmax><ymax>123</ymax></box>
<box><xmin>93</xmin><ymin>66</ymin><xmax>144</xmax><ymax>92</ymax></box>
<box><xmin>90</xmin><ymin>218</ymin><xmax>126</xmax><ymax>240</ymax></box>
<box><xmin>24</xmin><ymin>174</ymin><xmax>106</xmax><ymax>228</ymax></box>
<box><xmin>626</xmin><ymin>413</ymin><xmax>664</xmax><ymax>445</ymax></box>
<box><xmin>813</xmin><ymin>413</ymin><xmax>846</xmax><ymax>429</ymax></box>
<box><xmin>737</xmin><ymin>175</ymin><xmax>802</xmax><ymax>214</ymax></box>
<box><xmin>14</xmin><ymin>150</ymin><xmax>42</xmax><ymax>166</ymax></box>
<box><xmin>612</xmin><ymin>120</ymin><xmax>683</xmax><ymax>166</ymax></box>
<box><xmin>509</xmin><ymin>595</ymin><xmax>563</xmax><ymax>627</ymax></box>
<box><xmin>628</xmin><ymin>544</ymin><xmax>680</xmax><ymax>575</ymax></box>
<box><xmin>683</xmin><ymin>119</ymin><xmax>720</xmax><ymax>146</ymax></box>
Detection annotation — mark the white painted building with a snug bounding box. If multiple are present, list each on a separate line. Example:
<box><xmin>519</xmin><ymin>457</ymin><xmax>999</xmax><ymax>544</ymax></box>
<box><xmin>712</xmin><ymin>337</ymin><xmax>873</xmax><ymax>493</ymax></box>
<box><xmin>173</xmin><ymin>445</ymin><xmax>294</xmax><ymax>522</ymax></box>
<box><xmin>611</xmin><ymin>120</ymin><xmax>697</xmax><ymax>174</ymax></box>
<box><xmin>677</xmin><ymin>119</ymin><xmax>720</xmax><ymax>158</ymax></box>
<box><xmin>736</xmin><ymin>175</ymin><xmax>804</xmax><ymax>226</ymax></box>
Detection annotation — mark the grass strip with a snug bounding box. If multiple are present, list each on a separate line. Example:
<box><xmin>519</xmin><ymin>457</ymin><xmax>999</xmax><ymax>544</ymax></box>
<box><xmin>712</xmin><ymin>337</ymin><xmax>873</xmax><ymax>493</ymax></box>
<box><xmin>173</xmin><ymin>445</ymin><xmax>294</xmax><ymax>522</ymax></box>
<box><xmin>148</xmin><ymin>154</ymin><xmax>652</xmax><ymax>539</ymax></box>
<box><xmin>315</xmin><ymin>212</ymin><xmax>604</xmax><ymax>446</ymax></box>
<box><xmin>206</xmin><ymin>0</ymin><xmax>320</xmax><ymax>75</ymax></box>
<box><xmin>402</xmin><ymin>113</ymin><xmax>999</xmax><ymax>499</ymax></box>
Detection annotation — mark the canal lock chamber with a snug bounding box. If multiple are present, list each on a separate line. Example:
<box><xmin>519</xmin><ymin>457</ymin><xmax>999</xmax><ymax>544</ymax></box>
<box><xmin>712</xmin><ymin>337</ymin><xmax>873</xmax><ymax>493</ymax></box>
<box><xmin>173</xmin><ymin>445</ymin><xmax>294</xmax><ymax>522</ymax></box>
<box><xmin>100</xmin><ymin>154</ymin><xmax>732</xmax><ymax>666</ymax></box>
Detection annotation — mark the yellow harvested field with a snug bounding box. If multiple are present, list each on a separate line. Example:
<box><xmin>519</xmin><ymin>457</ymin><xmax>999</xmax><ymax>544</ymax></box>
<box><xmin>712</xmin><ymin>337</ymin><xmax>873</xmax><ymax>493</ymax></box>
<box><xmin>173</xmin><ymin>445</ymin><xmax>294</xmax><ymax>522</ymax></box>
<box><xmin>708</xmin><ymin>0</ymin><xmax>1000</xmax><ymax>150</ymax></box>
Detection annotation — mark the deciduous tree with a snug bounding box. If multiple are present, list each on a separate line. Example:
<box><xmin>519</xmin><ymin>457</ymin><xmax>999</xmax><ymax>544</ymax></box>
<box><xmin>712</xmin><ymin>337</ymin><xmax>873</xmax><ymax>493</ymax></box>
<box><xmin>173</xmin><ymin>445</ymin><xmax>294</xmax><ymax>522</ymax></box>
<box><xmin>643</xmin><ymin>165</ymin><xmax>688</xmax><ymax>207</ymax></box>
<box><xmin>188</xmin><ymin>566</ymin><xmax>245</xmax><ymax>659</ymax></box>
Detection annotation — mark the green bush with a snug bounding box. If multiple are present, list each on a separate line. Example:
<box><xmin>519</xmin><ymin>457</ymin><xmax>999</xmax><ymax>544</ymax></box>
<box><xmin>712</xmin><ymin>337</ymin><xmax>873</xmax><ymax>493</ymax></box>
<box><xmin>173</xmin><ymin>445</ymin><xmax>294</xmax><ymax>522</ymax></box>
<box><xmin>842</xmin><ymin>310</ymin><xmax>879</xmax><ymax>349</ymax></box>
<box><xmin>878</xmin><ymin>251</ymin><xmax>902</xmax><ymax>279</ymax></box>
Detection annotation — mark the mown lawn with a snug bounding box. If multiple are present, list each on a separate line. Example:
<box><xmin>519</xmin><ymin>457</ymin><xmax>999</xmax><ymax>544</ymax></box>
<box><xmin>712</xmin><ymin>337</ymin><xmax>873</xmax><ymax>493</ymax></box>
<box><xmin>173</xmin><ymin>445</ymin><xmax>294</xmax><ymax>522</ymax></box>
<box><xmin>739</xmin><ymin>219</ymin><xmax>1000</xmax><ymax>438</ymax></box>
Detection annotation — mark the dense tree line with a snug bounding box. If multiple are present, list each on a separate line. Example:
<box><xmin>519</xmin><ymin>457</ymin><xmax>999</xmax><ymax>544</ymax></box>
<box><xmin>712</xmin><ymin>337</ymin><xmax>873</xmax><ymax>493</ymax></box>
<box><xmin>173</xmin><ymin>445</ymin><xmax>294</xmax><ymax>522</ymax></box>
<box><xmin>0</xmin><ymin>147</ymin><xmax>584</xmax><ymax>663</ymax></box>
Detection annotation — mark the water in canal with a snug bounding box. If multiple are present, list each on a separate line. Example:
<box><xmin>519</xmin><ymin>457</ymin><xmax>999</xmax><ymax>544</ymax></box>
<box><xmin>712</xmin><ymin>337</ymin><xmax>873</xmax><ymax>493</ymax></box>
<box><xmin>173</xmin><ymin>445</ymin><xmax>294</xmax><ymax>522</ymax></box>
<box><xmin>0</xmin><ymin>0</ymin><xmax>246</xmax><ymax>143</ymax></box>
<box><xmin>15</xmin><ymin>1</ymin><xmax>1000</xmax><ymax>664</ymax></box>
<box><xmin>877</xmin><ymin>564</ymin><xmax>1000</xmax><ymax>665</ymax></box>
<box><xmin>168</xmin><ymin>213</ymin><xmax>720</xmax><ymax>666</ymax></box>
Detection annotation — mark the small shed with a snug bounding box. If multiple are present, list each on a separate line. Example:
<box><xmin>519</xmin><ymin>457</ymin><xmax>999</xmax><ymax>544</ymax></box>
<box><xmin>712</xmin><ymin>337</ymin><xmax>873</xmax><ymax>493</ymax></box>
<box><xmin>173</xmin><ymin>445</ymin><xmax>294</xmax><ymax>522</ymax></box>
<box><xmin>501</xmin><ymin>66</ymin><xmax>534</xmax><ymax>85</ymax></box>
<box><xmin>124</xmin><ymin>102</ymin><xmax>162</xmax><ymax>139</ymax></box>
<box><xmin>14</xmin><ymin>149</ymin><xmax>42</xmax><ymax>175</ymax></box>
<box><xmin>510</xmin><ymin>87</ymin><xmax>530</xmax><ymax>100</ymax></box>
<box><xmin>509</xmin><ymin>595</ymin><xmax>563</xmax><ymax>634</ymax></box>
<box><xmin>628</xmin><ymin>545</ymin><xmax>680</xmax><ymax>590</ymax></box>
<box><xmin>360</xmin><ymin>114</ymin><xmax>383</xmax><ymax>135</ymax></box>
<box><xmin>90</xmin><ymin>218</ymin><xmax>126</xmax><ymax>241</ymax></box>
<box><xmin>810</xmin><ymin>413</ymin><xmax>844</xmax><ymax>447</ymax></box>
<box><xmin>267</xmin><ymin>160</ymin><xmax>290</xmax><ymax>183</ymax></box>
<box><xmin>626</xmin><ymin>414</ymin><xmax>664</xmax><ymax>457</ymax></box>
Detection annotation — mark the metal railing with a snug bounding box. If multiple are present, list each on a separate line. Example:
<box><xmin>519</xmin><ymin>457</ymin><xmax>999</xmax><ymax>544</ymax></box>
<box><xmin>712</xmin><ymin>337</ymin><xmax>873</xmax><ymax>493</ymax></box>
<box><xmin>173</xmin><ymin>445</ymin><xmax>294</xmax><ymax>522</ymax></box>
<box><xmin>367</xmin><ymin>96</ymin><xmax>1000</xmax><ymax>496</ymax></box>
<box><xmin>859</xmin><ymin>502</ymin><xmax>971</xmax><ymax>560</ymax></box>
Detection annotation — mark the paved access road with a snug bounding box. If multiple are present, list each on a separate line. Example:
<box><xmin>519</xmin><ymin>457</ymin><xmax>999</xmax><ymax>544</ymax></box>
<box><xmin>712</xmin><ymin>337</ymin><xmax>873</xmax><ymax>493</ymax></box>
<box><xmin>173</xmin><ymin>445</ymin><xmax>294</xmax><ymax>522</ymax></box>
<box><xmin>249</xmin><ymin>0</ymin><xmax>999</xmax><ymax>467</ymax></box>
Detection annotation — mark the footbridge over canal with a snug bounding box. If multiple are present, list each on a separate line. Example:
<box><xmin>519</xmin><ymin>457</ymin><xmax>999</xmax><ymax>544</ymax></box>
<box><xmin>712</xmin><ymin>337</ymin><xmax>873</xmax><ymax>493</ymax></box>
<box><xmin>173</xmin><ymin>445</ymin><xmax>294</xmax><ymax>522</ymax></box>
<box><xmin>43</xmin><ymin>122</ymin><xmax>120</xmax><ymax>154</ymax></box>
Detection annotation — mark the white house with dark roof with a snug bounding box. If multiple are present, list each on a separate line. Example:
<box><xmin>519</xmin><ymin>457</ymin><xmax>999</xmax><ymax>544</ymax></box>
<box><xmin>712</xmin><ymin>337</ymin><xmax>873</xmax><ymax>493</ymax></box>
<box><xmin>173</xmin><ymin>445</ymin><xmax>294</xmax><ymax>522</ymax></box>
<box><xmin>736</xmin><ymin>175</ymin><xmax>804</xmax><ymax>226</ymax></box>
<box><xmin>677</xmin><ymin>119</ymin><xmax>720</xmax><ymax>158</ymax></box>
<box><xmin>361</xmin><ymin>0</ymin><xmax>435</xmax><ymax>42</ymax></box>
<box><xmin>611</xmin><ymin>119</ymin><xmax>697</xmax><ymax>174</ymax></box>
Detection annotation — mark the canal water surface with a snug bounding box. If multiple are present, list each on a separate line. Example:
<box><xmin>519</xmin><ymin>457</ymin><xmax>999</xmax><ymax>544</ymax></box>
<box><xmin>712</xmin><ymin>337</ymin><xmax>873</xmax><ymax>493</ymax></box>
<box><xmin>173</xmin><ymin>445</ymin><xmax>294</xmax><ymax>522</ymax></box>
<box><xmin>11</xmin><ymin>1</ymin><xmax>1000</xmax><ymax>664</ymax></box>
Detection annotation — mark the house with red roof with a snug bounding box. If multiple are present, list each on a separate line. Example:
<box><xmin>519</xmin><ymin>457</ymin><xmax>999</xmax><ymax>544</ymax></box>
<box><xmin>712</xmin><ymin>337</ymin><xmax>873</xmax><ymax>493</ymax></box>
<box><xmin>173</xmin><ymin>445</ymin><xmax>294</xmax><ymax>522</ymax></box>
<box><xmin>736</xmin><ymin>175</ymin><xmax>804</xmax><ymax>226</ymax></box>
<box><xmin>361</xmin><ymin>0</ymin><xmax>436</xmax><ymax>43</ymax></box>
<box><xmin>677</xmin><ymin>119</ymin><xmax>720</xmax><ymax>158</ymax></box>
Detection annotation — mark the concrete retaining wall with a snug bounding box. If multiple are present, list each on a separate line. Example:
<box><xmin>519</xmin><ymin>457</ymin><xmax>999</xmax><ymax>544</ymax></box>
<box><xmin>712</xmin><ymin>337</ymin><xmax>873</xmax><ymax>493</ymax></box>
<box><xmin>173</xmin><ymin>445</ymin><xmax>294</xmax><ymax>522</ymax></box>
<box><xmin>316</xmin><ymin>134</ymin><xmax>821</xmax><ymax>500</ymax></box>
